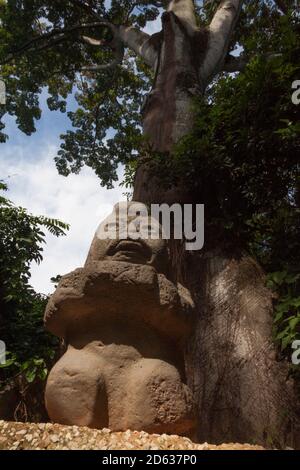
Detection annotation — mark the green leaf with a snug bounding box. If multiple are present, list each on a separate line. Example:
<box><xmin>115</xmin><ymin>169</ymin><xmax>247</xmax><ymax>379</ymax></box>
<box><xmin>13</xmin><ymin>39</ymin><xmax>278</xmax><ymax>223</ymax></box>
<box><xmin>289</xmin><ymin>317</ymin><xmax>300</xmax><ymax>331</ymax></box>
<box><xmin>25</xmin><ymin>367</ymin><xmax>37</xmax><ymax>383</ymax></box>
<box><xmin>281</xmin><ymin>335</ymin><xmax>292</xmax><ymax>352</ymax></box>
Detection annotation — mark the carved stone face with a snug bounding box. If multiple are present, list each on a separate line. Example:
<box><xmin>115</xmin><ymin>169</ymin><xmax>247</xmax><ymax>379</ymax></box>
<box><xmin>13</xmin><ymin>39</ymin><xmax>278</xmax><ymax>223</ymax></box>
<box><xmin>85</xmin><ymin>201</ymin><xmax>168</xmax><ymax>274</ymax></box>
<box><xmin>44</xmin><ymin>202</ymin><xmax>194</xmax><ymax>342</ymax></box>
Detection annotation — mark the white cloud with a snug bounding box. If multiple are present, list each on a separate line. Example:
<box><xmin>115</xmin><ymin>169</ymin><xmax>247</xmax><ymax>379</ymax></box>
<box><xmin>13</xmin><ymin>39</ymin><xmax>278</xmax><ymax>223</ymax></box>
<box><xmin>0</xmin><ymin>143</ymin><xmax>125</xmax><ymax>295</ymax></box>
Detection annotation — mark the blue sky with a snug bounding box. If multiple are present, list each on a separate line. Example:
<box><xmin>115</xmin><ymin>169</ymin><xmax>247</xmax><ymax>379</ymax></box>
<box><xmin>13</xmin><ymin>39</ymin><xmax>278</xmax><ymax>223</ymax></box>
<box><xmin>0</xmin><ymin>15</ymin><xmax>162</xmax><ymax>294</ymax></box>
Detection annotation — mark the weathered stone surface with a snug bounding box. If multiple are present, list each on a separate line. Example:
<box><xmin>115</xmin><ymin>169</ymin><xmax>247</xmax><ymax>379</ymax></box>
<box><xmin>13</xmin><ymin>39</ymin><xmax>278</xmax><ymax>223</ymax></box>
<box><xmin>44</xmin><ymin>262</ymin><xmax>194</xmax><ymax>342</ymax></box>
<box><xmin>44</xmin><ymin>203</ymin><xmax>196</xmax><ymax>435</ymax></box>
<box><xmin>0</xmin><ymin>421</ymin><xmax>265</xmax><ymax>450</ymax></box>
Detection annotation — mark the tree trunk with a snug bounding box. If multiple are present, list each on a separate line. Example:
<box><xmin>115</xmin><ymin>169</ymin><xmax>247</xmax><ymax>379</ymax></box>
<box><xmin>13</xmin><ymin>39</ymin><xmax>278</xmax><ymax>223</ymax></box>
<box><xmin>183</xmin><ymin>249</ymin><xmax>297</xmax><ymax>448</ymax></box>
<box><xmin>132</xmin><ymin>3</ymin><xmax>299</xmax><ymax>448</ymax></box>
<box><xmin>134</xmin><ymin>10</ymin><xmax>207</xmax><ymax>204</ymax></box>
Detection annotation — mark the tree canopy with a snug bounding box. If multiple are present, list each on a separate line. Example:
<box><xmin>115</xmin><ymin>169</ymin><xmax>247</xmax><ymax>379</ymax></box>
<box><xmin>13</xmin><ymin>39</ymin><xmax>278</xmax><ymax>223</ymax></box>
<box><xmin>0</xmin><ymin>1</ymin><xmax>297</xmax><ymax>186</ymax></box>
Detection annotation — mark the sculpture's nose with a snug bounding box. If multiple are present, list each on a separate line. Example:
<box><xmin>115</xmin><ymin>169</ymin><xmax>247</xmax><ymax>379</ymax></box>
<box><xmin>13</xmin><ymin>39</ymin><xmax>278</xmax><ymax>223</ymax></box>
<box><xmin>106</xmin><ymin>238</ymin><xmax>152</xmax><ymax>264</ymax></box>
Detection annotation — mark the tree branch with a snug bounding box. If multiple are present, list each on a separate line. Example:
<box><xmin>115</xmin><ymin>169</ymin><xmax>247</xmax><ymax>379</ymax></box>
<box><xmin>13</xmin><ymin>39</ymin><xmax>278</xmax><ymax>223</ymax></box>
<box><xmin>221</xmin><ymin>52</ymin><xmax>283</xmax><ymax>73</ymax></box>
<box><xmin>200</xmin><ymin>0</ymin><xmax>244</xmax><ymax>84</ymax></box>
<box><xmin>167</xmin><ymin>0</ymin><xmax>197</xmax><ymax>35</ymax></box>
<box><xmin>2</xmin><ymin>18</ymin><xmax>158</xmax><ymax>71</ymax></box>
<box><xmin>81</xmin><ymin>35</ymin><xmax>106</xmax><ymax>46</ymax></box>
<box><xmin>118</xmin><ymin>26</ymin><xmax>158</xmax><ymax>69</ymax></box>
<box><xmin>81</xmin><ymin>35</ymin><xmax>125</xmax><ymax>72</ymax></box>
<box><xmin>1</xmin><ymin>22</ymin><xmax>113</xmax><ymax>65</ymax></box>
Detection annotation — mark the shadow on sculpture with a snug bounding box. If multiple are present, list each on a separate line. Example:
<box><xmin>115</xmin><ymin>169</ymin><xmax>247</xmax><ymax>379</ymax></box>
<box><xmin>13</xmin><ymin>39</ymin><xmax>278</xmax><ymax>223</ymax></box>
<box><xmin>44</xmin><ymin>202</ymin><xmax>196</xmax><ymax>436</ymax></box>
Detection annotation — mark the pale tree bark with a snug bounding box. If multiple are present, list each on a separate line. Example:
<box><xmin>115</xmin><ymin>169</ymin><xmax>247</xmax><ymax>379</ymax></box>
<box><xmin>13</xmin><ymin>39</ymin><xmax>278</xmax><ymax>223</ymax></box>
<box><xmin>200</xmin><ymin>0</ymin><xmax>243</xmax><ymax>82</ymax></box>
<box><xmin>167</xmin><ymin>0</ymin><xmax>198</xmax><ymax>35</ymax></box>
<box><xmin>118</xmin><ymin>27</ymin><xmax>159</xmax><ymax>69</ymax></box>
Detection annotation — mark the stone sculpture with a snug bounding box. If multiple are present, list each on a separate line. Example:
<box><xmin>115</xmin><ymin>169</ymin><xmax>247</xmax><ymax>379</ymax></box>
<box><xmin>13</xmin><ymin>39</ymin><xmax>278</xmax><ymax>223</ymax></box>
<box><xmin>44</xmin><ymin>202</ymin><xmax>196</xmax><ymax>436</ymax></box>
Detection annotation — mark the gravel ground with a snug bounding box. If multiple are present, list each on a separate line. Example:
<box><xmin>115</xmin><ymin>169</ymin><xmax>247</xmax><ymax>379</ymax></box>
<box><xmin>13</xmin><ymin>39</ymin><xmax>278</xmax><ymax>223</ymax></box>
<box><xmin>0</xmin><ymin>421</ymin><xmax>264</xmax><ymax>450</ymax></box>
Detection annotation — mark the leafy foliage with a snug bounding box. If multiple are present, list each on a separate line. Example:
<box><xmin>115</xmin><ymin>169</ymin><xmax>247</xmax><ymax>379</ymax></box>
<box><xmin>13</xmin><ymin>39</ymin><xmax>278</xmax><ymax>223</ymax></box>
<box><xmin>0</xmin><ymin>181</ymin><xmax>69</xmax><ymax>386</ymax></box>
<box><xmin>0</xmin><ymin>0</ymin><xmax>157</xmax><ymax>186</ymax></box>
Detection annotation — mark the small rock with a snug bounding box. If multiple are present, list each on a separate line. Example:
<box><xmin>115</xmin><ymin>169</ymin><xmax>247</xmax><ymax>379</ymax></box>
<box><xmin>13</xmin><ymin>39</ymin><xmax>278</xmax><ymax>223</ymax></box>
<box><xmin>0</xmin><ymin>421</ymin><xmax>265</xmax><ymax>451</ymax></box>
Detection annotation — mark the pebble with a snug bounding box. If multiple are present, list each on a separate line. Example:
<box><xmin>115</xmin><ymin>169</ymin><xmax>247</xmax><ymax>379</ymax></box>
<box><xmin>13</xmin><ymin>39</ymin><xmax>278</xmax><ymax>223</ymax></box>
<box><xmin>0</xmin><ymin>421</ymin><xmax>265</xmax><ymax>451</ymax></box>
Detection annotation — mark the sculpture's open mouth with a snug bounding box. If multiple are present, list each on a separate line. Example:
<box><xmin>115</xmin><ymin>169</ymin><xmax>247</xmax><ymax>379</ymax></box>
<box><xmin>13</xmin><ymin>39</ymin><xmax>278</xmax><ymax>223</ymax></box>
<box><xmin>108</xmin><ymin>239</ymin><xmax>151</xmax><ymax>264</ymax></box>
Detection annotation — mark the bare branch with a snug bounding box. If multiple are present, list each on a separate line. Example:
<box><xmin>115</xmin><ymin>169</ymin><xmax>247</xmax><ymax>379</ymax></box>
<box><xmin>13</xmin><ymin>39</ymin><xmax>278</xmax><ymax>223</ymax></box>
<box><xmin>200</xmin><ymin>0</ymin><xmax>244</xmax><ymax>84</ymax></box>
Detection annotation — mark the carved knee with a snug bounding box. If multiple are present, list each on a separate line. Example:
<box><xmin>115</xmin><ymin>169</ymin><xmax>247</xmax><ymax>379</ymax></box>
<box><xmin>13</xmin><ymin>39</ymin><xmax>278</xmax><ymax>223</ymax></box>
<box><xmin>118</xmin><ymin>358</ymin><xmax>196</xmax><ymax>435</ymax></box>
<box><xmin>45</xmin><ymin>346</ymin><xmax>108</xmax><ymax>429</ymax></box>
